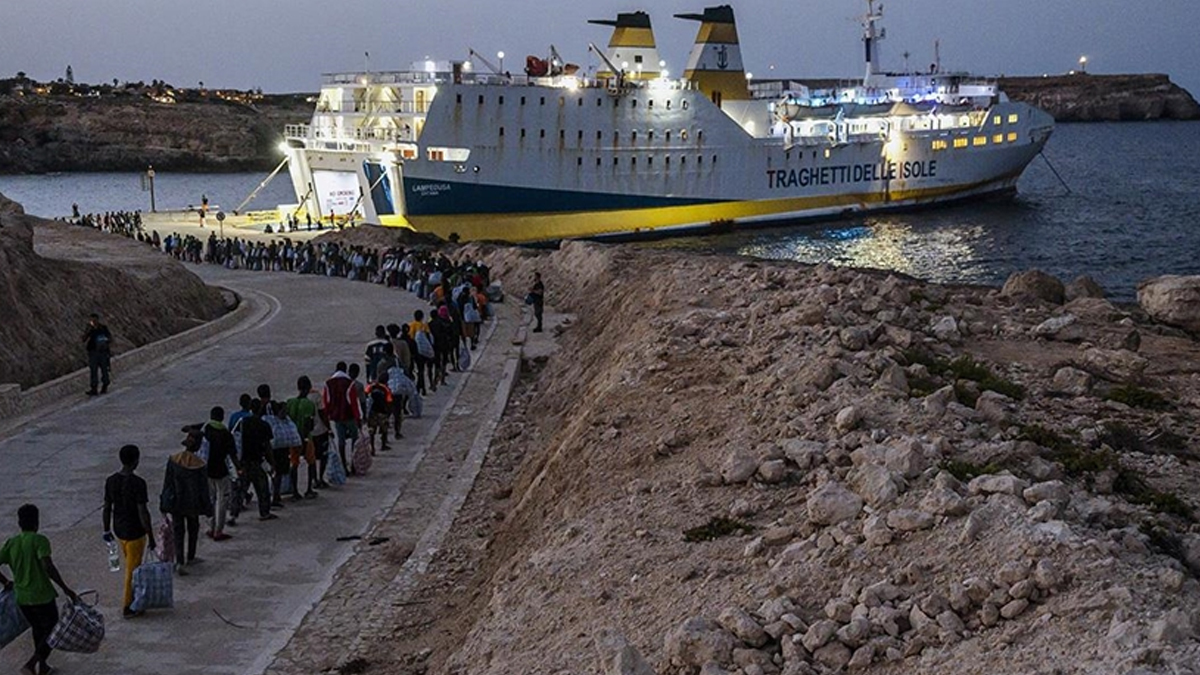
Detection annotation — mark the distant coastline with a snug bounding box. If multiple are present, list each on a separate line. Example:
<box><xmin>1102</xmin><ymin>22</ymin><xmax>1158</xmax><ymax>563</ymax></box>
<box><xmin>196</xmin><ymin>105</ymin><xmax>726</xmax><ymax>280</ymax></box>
<box><xmin>0</xmin><ymin>73</ymin><xmax>1195</xmax><ymax>175</ymax></box>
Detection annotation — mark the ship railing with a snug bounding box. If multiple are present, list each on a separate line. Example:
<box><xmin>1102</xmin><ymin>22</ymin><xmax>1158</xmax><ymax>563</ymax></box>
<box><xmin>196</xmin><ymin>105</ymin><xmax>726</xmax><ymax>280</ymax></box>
<box><xmin>284</xmin><ymin>124</ymin><xmax>417</xmax><ymax>143</ymax></box>
<box><xmin>322</xmin><ymin>71</ymin><xmax>441</xmax><ymax>86</ymax></box>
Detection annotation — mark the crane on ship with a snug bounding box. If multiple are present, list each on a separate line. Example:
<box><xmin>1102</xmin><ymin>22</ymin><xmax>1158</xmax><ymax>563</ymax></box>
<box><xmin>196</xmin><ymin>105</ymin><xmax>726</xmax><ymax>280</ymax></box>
<box><xmin>467</xmin><ymin>48</ymin><xmax>503</xmax><ymax>75</ymax></box>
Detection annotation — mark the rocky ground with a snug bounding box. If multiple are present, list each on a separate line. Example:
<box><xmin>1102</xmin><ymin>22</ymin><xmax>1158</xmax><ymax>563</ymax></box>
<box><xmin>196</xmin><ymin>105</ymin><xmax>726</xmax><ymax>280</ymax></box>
<box><xmin>347</xmin><ymin>241</ymin><xmax>1200</xmax><ymax>674</ymax></box>
<box><xmin>0</xmin><ymin>192</ymin><xmax>228</xmax><ymax>387</ymax></box>
<box><xmin>999</xmin><ymin>74</ymin><xmax>1200</xmax><ymax>122</ymax></box>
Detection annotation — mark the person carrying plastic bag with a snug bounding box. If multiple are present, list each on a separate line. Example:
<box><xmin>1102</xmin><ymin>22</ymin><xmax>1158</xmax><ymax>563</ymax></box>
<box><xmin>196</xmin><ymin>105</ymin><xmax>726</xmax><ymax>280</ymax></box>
<box><xmin>0</xmin><ymin>504</ymin><xmax>81</xmax><ymax>675</ymax></box>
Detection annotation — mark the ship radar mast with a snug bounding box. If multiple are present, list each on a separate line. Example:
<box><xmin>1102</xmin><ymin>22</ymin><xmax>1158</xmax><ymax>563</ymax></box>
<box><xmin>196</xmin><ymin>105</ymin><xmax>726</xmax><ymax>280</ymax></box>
<box><xmin>862</xmin><ymin>0</ymin><xmax>886</xmax><ymax>85</ymax></box>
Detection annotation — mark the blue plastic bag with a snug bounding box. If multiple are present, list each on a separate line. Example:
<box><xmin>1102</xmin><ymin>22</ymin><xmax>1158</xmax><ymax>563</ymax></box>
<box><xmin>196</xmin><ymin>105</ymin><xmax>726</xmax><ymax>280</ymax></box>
<box><xmin>326</xmin><ymin>451</ymin><xmax>347</xmax><ymax>486</ymax></box>
<box><xmin>0</xmin><ymin>589</ymin><xmax>29</xmax><ymax>649</ymax></box>
<box><xmin>130</xmin><ymin>560</ymin><xmax>174</xmax><ymax>612</ymax></box>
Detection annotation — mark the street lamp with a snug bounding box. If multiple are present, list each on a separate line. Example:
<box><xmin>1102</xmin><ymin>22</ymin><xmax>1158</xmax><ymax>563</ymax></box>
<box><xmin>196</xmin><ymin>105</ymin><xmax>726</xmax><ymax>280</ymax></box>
<box><xmin>1079</xmin><ymin>56</ymin><xmax>1088</xmax><ymax>74</ymax></box>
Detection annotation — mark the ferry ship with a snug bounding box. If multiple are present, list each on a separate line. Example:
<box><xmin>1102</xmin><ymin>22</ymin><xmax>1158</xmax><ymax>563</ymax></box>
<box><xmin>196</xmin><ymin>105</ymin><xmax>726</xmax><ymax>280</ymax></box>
<box><xmin>280</xmin><ymin>1</ymin><xmax>1054</xmax><ymax>243</ymax></box>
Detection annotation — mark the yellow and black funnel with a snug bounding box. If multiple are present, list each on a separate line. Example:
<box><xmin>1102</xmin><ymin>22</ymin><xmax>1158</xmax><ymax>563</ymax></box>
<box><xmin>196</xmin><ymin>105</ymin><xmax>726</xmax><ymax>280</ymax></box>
<box><xmin>677</xmin><ymin>5</ymin><xmax>750</xmax><ymax>105</ymax></box>
<box><xmin>588</xmin><ymin>11</ymin><xmax>663</xmax><ymax>81</ymax></box>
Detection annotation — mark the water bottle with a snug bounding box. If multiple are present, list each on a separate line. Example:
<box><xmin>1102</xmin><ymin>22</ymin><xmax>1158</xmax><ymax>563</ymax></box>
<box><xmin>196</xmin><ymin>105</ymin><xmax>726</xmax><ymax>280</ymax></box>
<box><xmin>103</xmin><ymin>533</ymin><xmax>120</xmax><ymax>573</ymax></box>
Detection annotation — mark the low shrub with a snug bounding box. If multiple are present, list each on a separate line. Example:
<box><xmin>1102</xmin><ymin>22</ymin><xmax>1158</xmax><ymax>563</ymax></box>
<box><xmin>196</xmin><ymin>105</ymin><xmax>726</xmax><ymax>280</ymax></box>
<box><xmin>1106</xmin><ymin>385</ymin><xmax>1170</xmax><ymax>411</ymax></box>
<box><xmin>683</xmin><ymin>517</ymin><xmax>755</xmax><ymax>543</ymax></box>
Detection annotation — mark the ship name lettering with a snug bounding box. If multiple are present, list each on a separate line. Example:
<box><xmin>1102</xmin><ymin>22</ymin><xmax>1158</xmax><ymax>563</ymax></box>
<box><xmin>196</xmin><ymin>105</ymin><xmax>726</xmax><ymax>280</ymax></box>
<box><xmin>767</xmin><ymin>160</ymin><xmax>937</xmax><ymax>190</ymax></box>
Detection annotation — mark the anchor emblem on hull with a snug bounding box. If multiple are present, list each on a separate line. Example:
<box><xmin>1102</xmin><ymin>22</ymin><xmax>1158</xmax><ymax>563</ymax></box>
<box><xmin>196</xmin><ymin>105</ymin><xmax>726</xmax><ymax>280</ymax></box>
<box><xmin>716</xmin><ymin>45</ymin><xmax>729</xmax><ymax>70</ymax></box>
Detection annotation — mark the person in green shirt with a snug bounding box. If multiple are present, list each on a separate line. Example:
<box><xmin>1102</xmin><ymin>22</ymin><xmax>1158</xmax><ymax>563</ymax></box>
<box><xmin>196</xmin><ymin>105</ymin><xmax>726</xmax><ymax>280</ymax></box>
<box><xmin>0</xmin><ymin>504</ymin><xmax>79</xmax><ymax>675</ymax></box>
<box><xmin>286</xmin><ymin>376</ymin><xmax>319</xmax><ymax>500</ymax></box>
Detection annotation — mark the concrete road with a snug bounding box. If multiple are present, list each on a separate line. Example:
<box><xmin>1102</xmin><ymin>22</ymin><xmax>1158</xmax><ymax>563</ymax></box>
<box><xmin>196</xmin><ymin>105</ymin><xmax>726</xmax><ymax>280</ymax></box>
<box><xmin>0</xmin><ymin>266</ymin><xmax>489</xmax><ymax>675</ymax></box>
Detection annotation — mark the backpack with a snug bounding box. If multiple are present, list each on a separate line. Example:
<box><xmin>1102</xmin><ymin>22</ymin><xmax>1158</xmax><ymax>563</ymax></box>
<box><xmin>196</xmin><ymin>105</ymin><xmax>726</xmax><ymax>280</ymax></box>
<box><xmin>368</xmin><ymin>387</ymin><xmax>390</xmax><ymax>416</ymax></box>
<box><xmin>415</xmin><ymin>330</ymin><xmax>435</xmax><ymax>359</ymax></box>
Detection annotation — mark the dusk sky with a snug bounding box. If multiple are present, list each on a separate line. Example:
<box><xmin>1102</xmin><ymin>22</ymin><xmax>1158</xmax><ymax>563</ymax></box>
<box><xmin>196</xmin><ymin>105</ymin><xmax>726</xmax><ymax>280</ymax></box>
<box><xmin>2</xmin><ymin>0</ymin><xmax>1198</xmax><ymax>97</ymax></box>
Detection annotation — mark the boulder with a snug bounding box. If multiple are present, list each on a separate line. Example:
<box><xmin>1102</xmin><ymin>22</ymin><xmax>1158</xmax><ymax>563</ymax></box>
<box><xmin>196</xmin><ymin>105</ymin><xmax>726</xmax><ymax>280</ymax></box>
<box><xmin>969</xmin><ymin>474</ymin><xmax>1029</xmax><ymax>497</ymax></box>
<box><xmin>1049</xmin><ymin>367</ymin><xmax>1093</xmax><ymax>397</ymax></box>
<box><xmin>718</xmin><ymin>607</ymin><xmax>769</xmax><ymax>648</ymax></box>
<box><xmin>862</xmin><ymin>515</ymin><xmax>894</xmax><ymax>547</ymax></box>
<box><xmin>1000</xmin><ymin>599</ymin><xmax>1030</xmax><ymax>619</ymax></box>
<box><xmin>782</xmin><ymin>439</ymin><xmax>825</xmax><ymax>470</ymax></box>
<box><xmin>1033</xmin><ymin>314</ymin><xmax>1077</xmax><ymax>338</ymax></box>
<box><xmin>807</xmin><ymin>481</ymin><xmax>864</xmax><ymax>525</ymax></box>
<box><xmin>885</xmin><ymin>441</ymin><xmax>928</xmax><ymax>479</ymax></box>
<box><xmin>1080</xmin><ymin>348</ymin><xmax>1149</xmax><ymax>383</ymax></box>
<box><xmin>975</xmin><ymin>391</ymin><xmax>1015</xmax><ymax>426</ymax></box>
<box><xmin>840</xmin><ymin>327</ymin><xmax>871</xmax><ymax>351</ymax></box>
<box><xmin>812</xmin><ymin>642</ymin><xmax>853</xmax><ymax>670</ymax></box>
<box><xmin>920</xmin><ymin>485</ymin><xmax>970</xmax><ymax>516</ymax></box>
<box><xmin>757</xmin><ymin>460</ymin><xmax>789</xmax><ymax>484</ymax></box>
<box><xmin>835</xmin><ymin>406</ymin><xmax>863</xmax><ymax>433</ymax></box>
<box><xmin>1002</xmin><ymin>270</ymin><xmax>1065</xmax><ymax>305</ymax></box>
<box><xmin>596</xmin><ymin>629</ymin><xmax>656</xmax><ymax>675</ymax></box>
<box><xmin>722</xmin><ymin>449</ymin><xmax>760</xmax><ymax>485</ymax></box>
<box><xmin>664</xmin><ymin>617</ymin><xmax>737</xmax><ymax>668</ymax></box>
<box><xmin>1147</xmin><ymin>609</ymin><xmax>1195</xmax><ymax>645</ymax></box>
<box><xmin>930</xmin><ymin>316</ymin><xmax>961</xmax><ymax>342</ymax></box>
<box><xmin>1023</xmin><ymin>481</ymin><xmax>1069</xmax><ymax>506</ymax></box>
<box><xmin>887</xmin><ymin>509</ymin><xmax>935</xmax><ymax>532</ymax></box>
<box><xmin>850</xmin><ymin>464</ymin><xmax>901</xmax><ymax>508</ymax></box>
<box><xmin>801</xmin><ymin>619</ymin><xmax>841</xmax><ymax>652</ymax></box>
<box><xmin>1138</xmin><ymin>275</ymin><xmax>1200</xmax><ymax>332</ymax></box>
<box><xmin>835</xmin><ymin>618</ymin><xmax>871</xmax><ymax>648</ymax></box>
<box><xmin>1065</xmin><ymin>275</ymin><xmax>1107</xmax><ymax>301</ymax></box>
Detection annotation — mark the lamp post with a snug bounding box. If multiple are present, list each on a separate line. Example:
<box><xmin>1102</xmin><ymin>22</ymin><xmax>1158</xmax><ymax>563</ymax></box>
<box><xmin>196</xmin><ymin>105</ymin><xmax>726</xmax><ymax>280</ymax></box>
<box><xmin>1079</xmin><ymin>56</ymin><xmax>1088</xmax><ymax>74</ymax></box>
<box><xmin>146</xmin><ymin>165</ymin><xmax>156</xmax><ymax>213</ymax></box>
<box><xmin>497</xmin><ymin>51</ymin><xmax>505</xmax><ymax>74</ymax></box>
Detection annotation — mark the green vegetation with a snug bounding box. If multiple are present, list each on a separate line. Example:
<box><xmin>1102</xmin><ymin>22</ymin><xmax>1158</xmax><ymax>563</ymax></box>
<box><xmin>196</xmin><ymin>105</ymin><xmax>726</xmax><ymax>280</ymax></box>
<box><xmin>1115</xmin><ymin>472</ymin><xmax>1193</xmax><ymax>520</ymax></box>
<box><xmin>1106</xmin><ymin>385</ymin><xmax>1170</xmax><ymax>411</ymax></box>
<box><xmin>940</xmin><ymin>459</ymin><xmax>1003</xmax><ymax>482</ymax></box>
<box><xmin>1020</xmin><ymin>424</ymin><xmax>1115</xmax><ymax>476</ymax></box>
<box><xmin>683</xmin><ymin>517</ymin><xmax>755</xmax><ymax>543</ymax></box>
<box><xmin>1099</xmin><ymin>421</ymin><xmax>1146</xmax><ymax>454</ymax></box>
<box><xmin>1140</xmin><ymin>521</ymin><xmax>1189</xmax><ymax>567</ymax></box>
<box><xmin>899</xmin><ymin>351</ymin><xmax>1025</xmax><ymax>401</ymax></box>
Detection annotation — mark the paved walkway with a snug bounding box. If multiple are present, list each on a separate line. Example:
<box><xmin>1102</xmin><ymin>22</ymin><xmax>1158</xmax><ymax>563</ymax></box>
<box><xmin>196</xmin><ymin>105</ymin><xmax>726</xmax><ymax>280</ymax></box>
<box><xmin>0</xmin><ymin>267</ymin><xmax>503</xmax><ymax>675</ymax></box>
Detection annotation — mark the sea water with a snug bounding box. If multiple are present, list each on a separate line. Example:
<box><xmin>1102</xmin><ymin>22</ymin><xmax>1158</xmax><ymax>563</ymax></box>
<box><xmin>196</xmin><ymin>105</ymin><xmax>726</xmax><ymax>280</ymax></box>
<box><xmin>1</xmin><ymin>122</ymin><xmax>1197</xmax><ymax>300</ymax></box>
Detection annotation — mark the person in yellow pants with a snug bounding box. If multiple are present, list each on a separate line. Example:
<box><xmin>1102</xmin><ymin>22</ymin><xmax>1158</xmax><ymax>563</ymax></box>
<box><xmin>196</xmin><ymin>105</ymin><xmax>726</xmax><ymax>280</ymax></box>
<box><xmin>103</xmin><ymin>445</ymin><xmax>157</xmax><ymax>617</ymax></box>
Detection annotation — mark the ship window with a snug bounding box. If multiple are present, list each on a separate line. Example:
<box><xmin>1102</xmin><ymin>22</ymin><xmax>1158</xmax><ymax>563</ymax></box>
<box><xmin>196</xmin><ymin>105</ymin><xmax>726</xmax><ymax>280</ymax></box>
<box><xmin>540</xmin><ymin>129</ymin><xmax>546</xmax><ymax>139</ymax></box>
<box><xmin>1007</xmin><ymin>132</ymin><xmax>1018</xmax><ymax>142</ymax></box>
<box><xmin>577</xmin><ymin>98</ymin><xmax>583</xmax><ymax>107</ymax></box>
<box><xmin>697</xmin><ymin>155</ymin><xmax>703</xmax><ymax>165</ymax></box>
<box><xmin>520</xmin><ymin>96</ymin><xmax>526</xmax><ymax>106</ymax></box>
<box><xmin>648</xmin><ymin>131</ymin><xmax>655</xmax><ymax>141</ymax></box>
<box><xmin>932</xmin><ymin>139</ymin><xmax>948</xmax><ymax>151</ymax></box>
<box><xmin>635</xmin><ymin>55</ymin><xmax>643</xmax><ymax>64</ymax></box>
<box><xmin>666</xmin><ymin>131</ymin><xmax>672</xmax><ymax>141</ymax></box>
<box><xmin>648</xmin><ymin>100</ymin><xmax>654</xmax><ymax>108</ymax></box>
<box><xmin>520</xmin><ymin>128</ymin><xmax>527</xmax><ymax>139</ymax></box>
<box><xmin>499</xmin><ymin>127</ymin><xmax>505</xmax><ymax>137</ymax></box>
<box><xmin>712</xmin><ymin>155</ymin><xmax>717</xmax><ymax>164</ymax></box>
<box><xmin>992</xmin><ymin>134</ymin><xmax>1004</xmax><ymax>144</ymax></box>
<box><xmin>559</xmin><ymin>129</ymin><xmax>565</xmax><ymax>140</ymax></box>
<box><xmin>597</xmin><ymin>98</ymin><xmax>602</xmax><ymax>106</ymax></box>
<box><xmin>666</xmin><ymin>100</ymin><xmax>672</xmax><ymax>110</ymax></box>
<box><xmin>681</xmin><ymin>156</ymin><xmax>686</xmax><ymax>165</ymax></box>
<box><xmin>697</xmin><ymin>130</ymin><xmax>704</xmax><ymax>142</ymax></box>
<box><xmin>597</xmin><ymin>130</ymin><xmax>602</xmax><ymax>141</ymax></box>
<box><xmin>681</xmin><ymin>129</ymin><xmax>688</xmax><ymax>141</ymax></box>
<box><xmin>631</xmin><ymin>157</ymin><xmax>637</xmax><ymax>167</ymax></box>
<box><xmin>540</xmin><ymin>97</ymin><xmax>545</xmax><ymax>106</ymax></box>
<box><xmin>499</xmin><ymin>96</ymin><xmax>504</xmax><ymax>105</ymax></box>
<box><xmin>824</xmin><ymin>148</ymin><xmax>831</xmax><ymax>159</ymax></box>
<box><xmin>614</xmin><ymin>157</ymin><xmax>619</xmax><ymax>166</ymax></box>
<box><xmin>665</xmin><ymin>156</ymin><xmax>671</xmax><ymax>167</ymax></box>
<box><xmin>613</xmin><ymin>131</ymin><xmax>619</xmax><ymax>142</ymax></box>
<box><xmin>786</xmin><ymin>151</ymin><xmax>791</xmax><ymax>161</ymax></box>
<box><xmin>578</xmin><ymin>130</ymin><xmax>584</xmax><ymax>141</ymax></box>
<box><xmin>993</xmin><ymin>115</ymin><xmax>1001</xmax><ymax>125</ymax></box>
<box><xmin>478</xmin><ymin>95</ymin><xmax>484</xmax><ymax>105</ymax></box>
<box><xmin>954</xmin><ymin>137</ymin><xmax>968</xmax><ymax>148</ymax></box>
<box><xmin>632</xmin><ymin>131</ymin><xmax>638</xmax><ymax>142</ymax></box>
<box><xmin>1008</xmin><ymin>114</ymin><xmax>1019</xmax><ymax>124</ymax></box>
<box><xmin>559</xmin><ymin>97</ymin><xmax>565</xmax><ymax>106</ymax></box>
<box><xmin>614</xmin><ymin>99</ymin><xmax>620</xmax><ymax>109</ymax></box>
<box><xmin>456</xmin><ymin>93</ymin><xmax>462</xmax><ymax>104</ymax></box>
<box><xmin>648</xmin><ymin>156</ymin><xmax>653</xmax><ymax>166</ymax></box>
<box><xmin>632</xmin><ymin>99</ymin><xmax>638</xmax><ymax>108</ymax></box>
<box><xmin>578</xmin><ymin>157</ymin><xmax>583</xmax><ymax>166</ymax></box>
<box><xmin>597</xmin><ymin>157</ymin><xmax>602</xmax><ymax>166</ymax></box>
<box><xmin>972</xmin><ymin>137</ymin><xmax>987</xmax><ymax>146</ymax></box>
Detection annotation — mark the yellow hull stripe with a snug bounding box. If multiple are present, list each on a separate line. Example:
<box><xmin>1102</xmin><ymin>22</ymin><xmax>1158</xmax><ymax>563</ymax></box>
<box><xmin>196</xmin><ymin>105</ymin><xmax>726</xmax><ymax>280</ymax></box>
<box><xmin>380</xmin><ymin>176</ymin><xmax>1016</xmax><ymax>244</ymax></box>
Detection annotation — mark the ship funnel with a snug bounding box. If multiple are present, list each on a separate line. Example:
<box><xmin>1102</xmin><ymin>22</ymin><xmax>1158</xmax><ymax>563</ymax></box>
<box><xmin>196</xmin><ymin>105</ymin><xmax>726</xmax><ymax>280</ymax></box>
<box><xmin>588</xmin><ymin>11</ymin><xmax>663</xmax><ymax>81</ymax></box>
<box><xmin>676</xmin><ymin>5</ymin><xmax>750</xmax><ymax>106</ymax></box>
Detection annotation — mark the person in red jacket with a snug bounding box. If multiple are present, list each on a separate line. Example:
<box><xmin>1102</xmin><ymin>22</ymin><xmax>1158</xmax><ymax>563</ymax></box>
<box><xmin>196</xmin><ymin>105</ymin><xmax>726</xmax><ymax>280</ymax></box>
<box><xmin>322</xmin><ymin>362</ymin><xmax>361</xmax><ymax>479</ymax></box>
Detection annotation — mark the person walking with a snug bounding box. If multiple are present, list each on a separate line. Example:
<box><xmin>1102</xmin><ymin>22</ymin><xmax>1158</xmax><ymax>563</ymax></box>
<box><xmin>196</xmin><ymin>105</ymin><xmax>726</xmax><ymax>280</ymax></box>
<box><xmin>102</xmin><ymin>444</ymin><xmax>156</xmax><ymax>617</ymax></box>
<box><xmin>322</xmin><ymin>363</ymin><xmax>361</xmax><ymax>478</ymax></box>
<box><xmin>285</xmin><ymin>377</ymin><xmax>319</xmax><ymax>500</ymax></box>
<box><xmin>237</xmin><ymin>400</ymin><xmax>277</xmax><ymax>522</ymax></box>
<box><xmin>160</xmin><ymin>429</ymin><xmax>212</xmax><ymax>576</ymax></box>
<box><xmin>364</xmin><ymin>326</ymin><xmax>391</xmax><ymax>383</ymax></box>
<box><xmin>0</xmin><ymin>504</ymin><xmax>79</xmax><ymax>675</ymax></box>
<box><xmin>529</xmin><ymin>271</ymin><xmax>545</xmax><ymax>333</ymax></box>
<box><xmin>408</xmin><ymin>310</ymin><xmax>435</xmax><ymax>394</ymax></box>
<box><xmin>82</xmin><ymin>312</ymin><xmax>113</xmax><ymax>395</ymax></box>
<box><xmin>203</xmin><ymin>407</ymin><xmax>239</xmax><ymax>541</ymax></box>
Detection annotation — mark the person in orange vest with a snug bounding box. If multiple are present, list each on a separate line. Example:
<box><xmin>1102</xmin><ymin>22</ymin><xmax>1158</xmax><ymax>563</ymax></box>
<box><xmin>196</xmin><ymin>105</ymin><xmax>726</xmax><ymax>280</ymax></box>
<box><xmin>364</xmin><ymin>374</ymin><xmax>394</xmax><ymax>454</ymax></box>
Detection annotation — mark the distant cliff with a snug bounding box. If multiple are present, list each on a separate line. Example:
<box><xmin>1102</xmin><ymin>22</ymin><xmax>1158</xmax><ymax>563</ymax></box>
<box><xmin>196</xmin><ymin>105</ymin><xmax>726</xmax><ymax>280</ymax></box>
<box><xmin>999</xmin><ymin>74</ymin><xmax>1200</xmax><ymax>122</ymax></box>
<box><xmin>0</xmin><ymin>93</ymin><xmax>311</xmax><ymax>174</ymax></box>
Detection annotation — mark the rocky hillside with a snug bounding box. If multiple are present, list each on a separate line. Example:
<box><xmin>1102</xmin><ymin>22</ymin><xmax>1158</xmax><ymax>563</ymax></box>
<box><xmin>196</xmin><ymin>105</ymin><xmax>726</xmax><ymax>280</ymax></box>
<box><xmin>0</xmin><ymin>95</ymin><xmax>310</xmax><ymax>174</ymax></box>
<box><xmin>1000</xmin><ymin>74</ymin><xmax>1200</xmax><ymax>121</ymax></box>
<box><xmin>0</xmin><ymin>192</ymin><xmax>228</xmax><ymax>388</ymax></box>
<box><xmin>370</xmin><ymin>242</ymin><xmax>1200</xmax><ymax>674</ymax></box>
